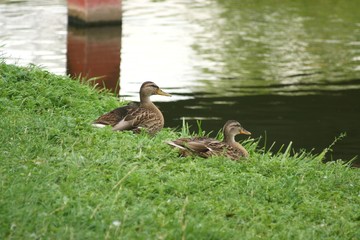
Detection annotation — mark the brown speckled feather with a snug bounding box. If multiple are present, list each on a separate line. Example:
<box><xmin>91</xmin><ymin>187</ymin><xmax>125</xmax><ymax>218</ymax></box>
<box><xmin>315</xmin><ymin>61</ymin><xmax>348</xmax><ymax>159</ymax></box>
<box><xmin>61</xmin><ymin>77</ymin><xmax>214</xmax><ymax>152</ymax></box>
<box><xmin>94</xmin><ymin>102</ymin><xmax>138</xmax><ymax>126</ymax></box>
<box><xmin>120</xmin><ymin>107</ymin><xmax>164</xmax><ymax>135</ymax></box>
<box><xmin>171</xmin><ymin>137</ymin><xmax>247</xmax><ymax>160</ymax></box>
<box><xmin>93</xmin><ymin>81</ymin><xmax>171</xmax><ymax>135</ymax></box>
<box><xmin>167</xmin><ymin>120</ymin><xmax>250</xmax><ymax>160</ymax></box>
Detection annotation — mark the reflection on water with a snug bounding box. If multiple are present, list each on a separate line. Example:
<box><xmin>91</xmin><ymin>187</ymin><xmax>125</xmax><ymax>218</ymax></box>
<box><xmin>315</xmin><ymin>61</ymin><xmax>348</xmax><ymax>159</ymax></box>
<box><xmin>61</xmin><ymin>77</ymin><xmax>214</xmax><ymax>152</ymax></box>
<box><xmin>1</xmin><ymin>0</ymin><xmax>360</xmax><ymax>164</ymax></box>
<box><xmin>120</xmin><ymin>0</ymin><xmax>360</xmax><ymax>164</ymax></box>
<box><xmin>67</xmin><ymin>26</ymin><xmax>122</xmax><ymax>93</ymax></box>
<box><xmin>0</xmin><ymin>0</ymin><xmax>67</xmax><ymax>74</ymax></box>
<box><xmin>187</xmin><ymin>0</ymin><xmax>360</xmax><ymax>94</ymax></box>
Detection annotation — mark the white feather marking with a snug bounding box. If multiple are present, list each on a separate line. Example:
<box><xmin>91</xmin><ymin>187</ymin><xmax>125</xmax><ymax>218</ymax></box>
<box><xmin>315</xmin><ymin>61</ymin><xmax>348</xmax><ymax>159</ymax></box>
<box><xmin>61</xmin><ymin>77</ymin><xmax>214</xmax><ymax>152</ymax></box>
<box><xmin>92</xmin><ymin>123</ymin><xmax>107</xmax><ymax>128</ymax></box>
<box><xmin>165</xmin><ymin>141</ymin><xmax>186</xmax><ymax>150</ymax></box>
<box><xmin>112</xmin><ymin>119</ymin><xmax>133</xmax><ymax>131</ymax></box>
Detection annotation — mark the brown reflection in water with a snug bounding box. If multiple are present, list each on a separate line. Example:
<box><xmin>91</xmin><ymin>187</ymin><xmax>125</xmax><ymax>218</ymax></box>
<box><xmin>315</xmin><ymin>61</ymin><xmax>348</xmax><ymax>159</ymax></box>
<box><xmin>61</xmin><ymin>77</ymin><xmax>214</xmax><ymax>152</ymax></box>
<box><xmin>67</xmin><ymin>26</ymin><xmax>122</xmax><ymax>94</ymax></box>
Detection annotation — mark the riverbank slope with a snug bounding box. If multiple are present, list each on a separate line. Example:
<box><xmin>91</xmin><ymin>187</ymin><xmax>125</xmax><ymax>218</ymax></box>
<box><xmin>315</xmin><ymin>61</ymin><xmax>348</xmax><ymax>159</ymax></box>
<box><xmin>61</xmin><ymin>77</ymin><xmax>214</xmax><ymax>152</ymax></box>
<box><xmin>1</xmin><ymin>62</ymin><xmax>359</xmax><ymax>239</ymax></box>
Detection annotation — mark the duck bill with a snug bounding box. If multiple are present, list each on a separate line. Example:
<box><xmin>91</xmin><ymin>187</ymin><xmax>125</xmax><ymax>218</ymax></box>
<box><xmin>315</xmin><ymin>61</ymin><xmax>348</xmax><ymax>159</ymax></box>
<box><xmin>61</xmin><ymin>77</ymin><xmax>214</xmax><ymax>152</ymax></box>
<box><xmin>240</xmin><ymin>128</ymin><xmax>251</xmax><ymax>135</ymax></box>
<box><xmin>156</xmin><ymin>88</ymin><xmax>171</xmax><ymax>96</ymax></box>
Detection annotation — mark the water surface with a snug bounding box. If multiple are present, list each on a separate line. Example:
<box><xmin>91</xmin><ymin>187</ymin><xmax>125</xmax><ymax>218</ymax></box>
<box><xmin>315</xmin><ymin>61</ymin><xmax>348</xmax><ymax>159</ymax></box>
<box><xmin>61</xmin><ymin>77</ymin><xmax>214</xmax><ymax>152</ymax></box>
<box><xmin>121</xmin><ymin>0</ymin><xmax>360</xmax><ymax>163</ymax></box>
<box><xmin>1</xmin><ymin>0</ymin><xmax>360</xmax><ymax>163</ymax></box>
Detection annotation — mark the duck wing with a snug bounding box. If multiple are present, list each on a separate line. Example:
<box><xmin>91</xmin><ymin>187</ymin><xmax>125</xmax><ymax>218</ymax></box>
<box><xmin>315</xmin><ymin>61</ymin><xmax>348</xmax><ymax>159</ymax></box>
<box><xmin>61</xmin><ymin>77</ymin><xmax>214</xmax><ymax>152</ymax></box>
<box><xmin>168</xmin><ymin>137</ymin><xmax>221</xmax><ymax>157</ymax></box>
<box><xmin>168</xmin><ymin>137</ymin><xmax>243</xmax><ymax>160</ymax></box>
<box><xmin>112</xmin><ymin>107</ymin><xmax>163</xmax><ymax>134</ymax></box>
<box><xmin>93</xmin><ymin>102</ymin><xmax>138</xmax><ymax>127</ymax></box>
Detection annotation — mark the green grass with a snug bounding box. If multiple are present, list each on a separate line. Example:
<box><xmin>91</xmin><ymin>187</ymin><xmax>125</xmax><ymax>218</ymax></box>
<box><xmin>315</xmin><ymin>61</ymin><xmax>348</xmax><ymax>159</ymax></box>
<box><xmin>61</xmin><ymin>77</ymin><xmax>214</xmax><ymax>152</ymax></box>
<box><xmin>1</xmin><ymin>62</ymin><xmax>359</xmax><ymax>239</ymax></box>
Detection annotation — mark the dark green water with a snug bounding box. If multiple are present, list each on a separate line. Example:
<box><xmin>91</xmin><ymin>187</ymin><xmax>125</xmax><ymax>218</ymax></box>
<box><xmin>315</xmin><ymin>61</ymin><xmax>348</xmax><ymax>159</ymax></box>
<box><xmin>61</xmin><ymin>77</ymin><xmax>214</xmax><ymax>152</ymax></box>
<box><xmin>121</xmin><ymin>0</ymin><xmax>360</xmax><ymax>163</ymax></box>
<box><xmin>158</xmin><ymin>89</ymin><xmax>360</xmax><ymax>163</ymax></box>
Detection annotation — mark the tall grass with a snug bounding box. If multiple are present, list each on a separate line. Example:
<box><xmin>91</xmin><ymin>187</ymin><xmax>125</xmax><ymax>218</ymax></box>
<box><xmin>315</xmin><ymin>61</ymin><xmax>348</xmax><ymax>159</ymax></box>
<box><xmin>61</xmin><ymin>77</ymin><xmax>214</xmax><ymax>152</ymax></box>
<box><xmin>1</xmin><ymin>62</ymin><xmax>359</xmax><ymax>239</ymax></box>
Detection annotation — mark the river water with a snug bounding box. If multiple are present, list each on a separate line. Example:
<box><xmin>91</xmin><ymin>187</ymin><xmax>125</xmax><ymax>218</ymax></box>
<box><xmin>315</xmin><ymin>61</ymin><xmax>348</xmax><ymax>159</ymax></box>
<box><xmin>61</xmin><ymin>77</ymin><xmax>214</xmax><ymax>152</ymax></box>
<box><xmin>1</xmin><ymin>0</ymin><xmax>360</xmax><ymax>164</ymax></box>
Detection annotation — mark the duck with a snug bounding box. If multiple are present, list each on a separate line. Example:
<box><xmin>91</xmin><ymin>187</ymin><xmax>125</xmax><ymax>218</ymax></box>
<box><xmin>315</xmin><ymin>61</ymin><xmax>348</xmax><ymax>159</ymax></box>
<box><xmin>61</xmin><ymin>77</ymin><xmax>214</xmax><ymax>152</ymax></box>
<box><xmin>93</xmin><ymin>81</ymin><xmax>171</xmax><ymax>135</ymax></box>
<box><xmin>166</xmin><ymin>120</ymin><xmax>251</xmax><ymax>160</ymax></box>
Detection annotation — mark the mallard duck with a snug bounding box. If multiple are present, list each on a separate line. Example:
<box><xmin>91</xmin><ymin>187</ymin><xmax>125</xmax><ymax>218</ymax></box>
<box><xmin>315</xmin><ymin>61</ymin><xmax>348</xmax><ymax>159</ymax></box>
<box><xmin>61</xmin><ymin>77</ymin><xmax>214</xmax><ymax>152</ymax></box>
<box><xmin>93</xmin><ymin>81</ymin><xmax>171</xmax><ymax>135</ymax></box>
<box><xmin>166</xmin><ymin>120</ymin><xmax>251</xmax><ymax>160</ymax></box>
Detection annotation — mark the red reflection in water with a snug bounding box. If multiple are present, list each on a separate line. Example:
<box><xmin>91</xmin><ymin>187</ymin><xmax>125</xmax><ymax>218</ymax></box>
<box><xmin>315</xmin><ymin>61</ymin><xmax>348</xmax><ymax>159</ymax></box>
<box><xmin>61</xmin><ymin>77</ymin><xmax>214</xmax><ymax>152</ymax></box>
<box><xmin>67</xmin><ymin>26</ymin><xmax>121</xmax><ymax>94</ymax></box>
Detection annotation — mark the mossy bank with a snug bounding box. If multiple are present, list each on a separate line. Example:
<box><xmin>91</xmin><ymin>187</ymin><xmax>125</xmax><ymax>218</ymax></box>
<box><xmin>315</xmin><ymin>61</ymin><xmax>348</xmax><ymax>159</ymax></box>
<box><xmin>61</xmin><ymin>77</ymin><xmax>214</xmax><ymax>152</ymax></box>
<box><xmin>0</xmin><ymin>62</ymin><xmax>359</xmax><ymax>239</ymax></box>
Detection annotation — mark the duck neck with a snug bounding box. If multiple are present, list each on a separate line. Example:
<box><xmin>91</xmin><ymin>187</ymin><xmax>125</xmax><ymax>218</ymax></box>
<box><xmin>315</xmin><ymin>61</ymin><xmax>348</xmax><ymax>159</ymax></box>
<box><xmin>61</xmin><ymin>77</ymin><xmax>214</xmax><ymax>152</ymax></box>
<box><xmin>139</xmin><ymin>94</ymin><xmax>151</xmax><ymax>108</ymax></box>
<box><xmin>139</xmin><ymin>94</ymin><xmax>164</xmax><ymax>121</ymax></box>
<box><xmin>224</xmin><ymin>134</ymin><xmax>236</xmax><ymax>147</ymax></box>
<box><xmin>224</xmin><ymin>134</ymin><xmax>249</xmax><ymax>157</ymax></box>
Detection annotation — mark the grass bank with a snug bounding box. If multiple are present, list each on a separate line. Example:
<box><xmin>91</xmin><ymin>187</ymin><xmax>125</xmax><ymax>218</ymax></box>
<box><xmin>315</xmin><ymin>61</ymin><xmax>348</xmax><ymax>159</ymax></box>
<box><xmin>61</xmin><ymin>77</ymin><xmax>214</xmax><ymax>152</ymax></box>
<box><xmin>0</xmin><ymin>62</ymin><xmax>359</xmax><ymax>239</ymax></box>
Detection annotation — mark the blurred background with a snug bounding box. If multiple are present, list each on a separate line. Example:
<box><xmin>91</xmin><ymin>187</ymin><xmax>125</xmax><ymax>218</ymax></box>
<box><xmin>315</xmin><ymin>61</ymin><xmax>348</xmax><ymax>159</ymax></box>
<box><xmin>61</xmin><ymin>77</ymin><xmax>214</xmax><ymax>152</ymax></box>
<box><xmin>1</xmin><ymin>0</ymin><xmax>360</xmax><ymax>164</ymax></box>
